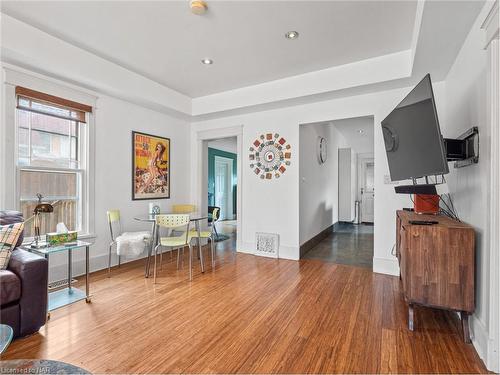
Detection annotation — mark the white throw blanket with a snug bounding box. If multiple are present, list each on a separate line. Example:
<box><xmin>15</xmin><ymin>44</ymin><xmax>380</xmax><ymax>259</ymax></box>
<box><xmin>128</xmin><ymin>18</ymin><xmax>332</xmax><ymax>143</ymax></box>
<box><xmin>116</xmin><ymin>231</ymin><xmax>150</xmax><ymax>259</ymax></box>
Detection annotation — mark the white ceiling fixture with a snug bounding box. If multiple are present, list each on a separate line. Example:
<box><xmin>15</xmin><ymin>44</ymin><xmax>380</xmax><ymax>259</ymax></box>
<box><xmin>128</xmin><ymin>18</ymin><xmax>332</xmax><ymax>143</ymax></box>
<box><xmin>285</xmin><ymin>31</ymin><xmax>299</xmax><ymax>40</ymax></box>
<box><xmin>201</xmin><ymin>58</ymin><xmax>213</xmax><ymax>65</ymax></box>
<box><xmin>190</xmin><ymin>0</ymin><xmax>207</xmax><ymax>15</ymax></box>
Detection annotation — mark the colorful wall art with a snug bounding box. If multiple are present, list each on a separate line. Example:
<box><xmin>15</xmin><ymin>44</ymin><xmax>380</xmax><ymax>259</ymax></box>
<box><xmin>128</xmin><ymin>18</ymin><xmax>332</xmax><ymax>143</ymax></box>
<box><xmin>132</xmin><ymin>131</ymin><xmax>170</xmax><ymax>200</ymax></box>
<box><xmin>249</xmin><ymin>133</ymin><xmax>291</xmax><ymax>179</ymax></box>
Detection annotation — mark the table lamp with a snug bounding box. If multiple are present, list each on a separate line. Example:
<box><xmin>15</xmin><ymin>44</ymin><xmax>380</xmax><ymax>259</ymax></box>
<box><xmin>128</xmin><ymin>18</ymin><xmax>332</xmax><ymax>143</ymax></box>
<box><xmin>32</xmin><ymin>193</ymin><xmax>53</xmax><ymax>248</ymax></box>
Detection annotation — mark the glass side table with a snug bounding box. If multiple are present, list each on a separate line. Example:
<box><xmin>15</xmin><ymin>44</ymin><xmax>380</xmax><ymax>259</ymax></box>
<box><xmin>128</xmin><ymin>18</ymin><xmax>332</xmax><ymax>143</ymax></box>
<box><xmin>23</xmin><ymin>240</ymin><xmax>92</xmax><ymax>315</ymax></box>
<box><xmin>0</xmin><ymin>324</ymin><xmax>13</xmax><ymax>354</ymax></box>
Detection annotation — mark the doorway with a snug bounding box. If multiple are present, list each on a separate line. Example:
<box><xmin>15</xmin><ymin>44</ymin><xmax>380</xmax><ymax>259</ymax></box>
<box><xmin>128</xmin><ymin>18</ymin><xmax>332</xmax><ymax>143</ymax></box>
<box><xmin>299</xmin><ymin>116</ymin><xmax>375</xmax><ymax>269</ymax></box>
<box><xmin>204</xmin><ymin>136</ymin><xmax>239</xmax><ymax>249</ymax></box>
<box><xmin>214</xmin><ymin>155</ymin><xmax>234</xmax><ymax>220</ymax></box>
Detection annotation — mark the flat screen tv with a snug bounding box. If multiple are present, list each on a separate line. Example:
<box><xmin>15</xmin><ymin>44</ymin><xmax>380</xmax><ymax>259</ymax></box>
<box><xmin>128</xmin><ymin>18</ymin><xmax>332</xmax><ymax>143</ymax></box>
<box><xmin>381</xmin><ymin>74</ymin><xmax>449</xmax><ymax>182</ymax></box>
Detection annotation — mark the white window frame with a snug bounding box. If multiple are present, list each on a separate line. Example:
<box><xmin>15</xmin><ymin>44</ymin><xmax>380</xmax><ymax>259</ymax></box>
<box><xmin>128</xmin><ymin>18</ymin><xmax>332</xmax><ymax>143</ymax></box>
<box><xmin>15</xmin><ymin>110</ymin><xmax>88</xmax><ymax>238</ymax></box>
<box><xmin>1</xmin><ymin>65</ymin><xmax>96</xmax><ymax>240</ymax></box>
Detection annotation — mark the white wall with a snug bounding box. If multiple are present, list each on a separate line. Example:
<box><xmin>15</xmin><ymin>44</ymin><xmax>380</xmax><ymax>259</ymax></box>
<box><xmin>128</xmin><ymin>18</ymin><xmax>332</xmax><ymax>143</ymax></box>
<box><xmin>191</xmin><ymin>82</ymin><xmax>446</xmax><ymax>268</ymax></box>
<box><xmin>441</xmin><ymin>2</ymin><xmax>496</xmax><ymax>369</ymax></box>
<box><xmin>299</xmin><ymin>122</ymin><xmax>347</xmax><ymax>245</ymax></box>
<box><xmin>0</xmin><ymin>66</ymin><xmax>191</xmax><ymax>282</ymax></box>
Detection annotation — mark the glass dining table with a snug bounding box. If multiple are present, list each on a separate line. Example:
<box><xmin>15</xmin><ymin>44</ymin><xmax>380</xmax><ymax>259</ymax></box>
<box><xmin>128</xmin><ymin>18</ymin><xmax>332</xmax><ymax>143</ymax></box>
<box><xmin>134</xmin><ymin>213</ymin><xmax>208</xmax><ymax>278</ymax></box>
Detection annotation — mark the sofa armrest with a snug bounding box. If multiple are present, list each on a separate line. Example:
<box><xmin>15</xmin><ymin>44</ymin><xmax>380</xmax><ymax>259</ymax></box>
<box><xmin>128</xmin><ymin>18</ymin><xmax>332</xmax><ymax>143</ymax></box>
<box><xmin>8</xmin><ymin>249</ymin><xmax>48</xmax><ymax>336</ymax></box>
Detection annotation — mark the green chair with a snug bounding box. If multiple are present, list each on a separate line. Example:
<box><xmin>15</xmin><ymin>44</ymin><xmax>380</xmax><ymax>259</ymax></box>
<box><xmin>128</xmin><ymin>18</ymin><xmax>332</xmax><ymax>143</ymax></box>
<box><xmin>155</xmin><ymin>214</ymin><xmax>197</xmax><ymax>282</ymax></box>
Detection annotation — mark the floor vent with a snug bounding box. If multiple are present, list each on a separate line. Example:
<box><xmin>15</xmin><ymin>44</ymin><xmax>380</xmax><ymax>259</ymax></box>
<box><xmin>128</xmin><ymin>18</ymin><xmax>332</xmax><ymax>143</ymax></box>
<box><xmin>255</xmin><ymin>232</ymin><xmax>279</xmax><ymax>258</ymax></box>
<box><xmin>49</xmin><ymin>278</ymin><xmax>77</xmax><ymax>291</ymax></box>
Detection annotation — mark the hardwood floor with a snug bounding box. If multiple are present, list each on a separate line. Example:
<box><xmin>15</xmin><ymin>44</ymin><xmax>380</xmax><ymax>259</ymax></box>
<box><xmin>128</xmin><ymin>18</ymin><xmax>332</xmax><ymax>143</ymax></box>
<box><xmin>2</xmin><ymin>237</ymin><xmax>488</xmax><ymax>373</ymax></box>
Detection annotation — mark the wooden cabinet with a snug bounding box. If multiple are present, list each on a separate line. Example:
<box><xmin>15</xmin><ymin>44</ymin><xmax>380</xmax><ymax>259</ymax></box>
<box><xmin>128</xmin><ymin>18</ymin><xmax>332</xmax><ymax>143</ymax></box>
<box><xmin>396</xmin><ymin>210</ymin><xmax>475</xmax><ymax>342</ymax></box>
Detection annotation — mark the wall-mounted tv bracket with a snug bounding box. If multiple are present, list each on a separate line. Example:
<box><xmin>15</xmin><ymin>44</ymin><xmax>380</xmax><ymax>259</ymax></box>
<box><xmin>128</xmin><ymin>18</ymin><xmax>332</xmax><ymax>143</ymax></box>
<box><xmin>444</xmin><ymin>126</ymin><xmax>479</xmax><ymax>168</ymax></box>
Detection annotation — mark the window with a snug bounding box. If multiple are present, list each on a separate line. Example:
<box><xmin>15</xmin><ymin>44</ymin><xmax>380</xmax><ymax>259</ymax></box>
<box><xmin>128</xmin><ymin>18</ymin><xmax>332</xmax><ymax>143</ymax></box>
<box><xmin>15</xmin><ymin>87</ymin><xmax>92</xmax><ymax>238</ymax></box>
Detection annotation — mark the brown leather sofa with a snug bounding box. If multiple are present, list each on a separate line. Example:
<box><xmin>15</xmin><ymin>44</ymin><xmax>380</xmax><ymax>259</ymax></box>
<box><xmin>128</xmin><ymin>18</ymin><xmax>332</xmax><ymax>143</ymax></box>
<box><xmin>0</xmin><ymin>211</ymin><xmax>48</xmax><ymax>338</ymax></box>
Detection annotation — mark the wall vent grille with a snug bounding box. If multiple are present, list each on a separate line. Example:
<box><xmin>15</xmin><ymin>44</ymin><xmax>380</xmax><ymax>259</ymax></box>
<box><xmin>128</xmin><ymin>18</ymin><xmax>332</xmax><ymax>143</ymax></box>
<box><xmin>255</xmin><ymin>232</ymin><xmax>279</xmax><ymax>258</ymax></box>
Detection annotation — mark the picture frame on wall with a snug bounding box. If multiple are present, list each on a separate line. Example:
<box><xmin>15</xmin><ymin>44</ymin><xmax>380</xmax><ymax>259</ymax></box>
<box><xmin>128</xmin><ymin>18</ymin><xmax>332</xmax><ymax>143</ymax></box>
<box><xmin>132</xmin><ymin>131</ymin><xmax>170</xmax><ymax>200</ymax></box>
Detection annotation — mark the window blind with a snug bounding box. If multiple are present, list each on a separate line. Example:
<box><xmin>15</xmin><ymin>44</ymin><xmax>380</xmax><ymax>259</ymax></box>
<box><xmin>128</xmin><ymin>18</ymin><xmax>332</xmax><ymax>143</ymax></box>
<box><xmin>15</xmin><ymin>86</ymin><xmax>92</xmax><ymax>123</ymax></box>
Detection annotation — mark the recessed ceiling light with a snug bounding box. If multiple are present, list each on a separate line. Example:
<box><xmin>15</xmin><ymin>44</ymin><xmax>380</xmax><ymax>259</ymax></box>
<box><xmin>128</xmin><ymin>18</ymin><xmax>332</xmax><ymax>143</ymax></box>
<box><xmin>285</xmin><ymin>31</ymin><xmax>299</xmax><ymax>40</ymax></box>
<box><xmin>358</xmin><ymin>130</ymin><xmax>365</xmax><ymax>134</ymax></box>
<box><xmin>201</xmin><ymin>58</ymin><xmax>213</xmax><ymax>65</ymax></box>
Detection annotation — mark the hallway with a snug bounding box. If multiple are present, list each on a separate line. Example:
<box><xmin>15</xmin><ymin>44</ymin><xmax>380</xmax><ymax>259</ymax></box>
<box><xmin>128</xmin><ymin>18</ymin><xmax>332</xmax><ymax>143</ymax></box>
<box><xmin>302</xmin><ymin>223</ymin><xmax>374</xmax><ymax>268</ymax></box>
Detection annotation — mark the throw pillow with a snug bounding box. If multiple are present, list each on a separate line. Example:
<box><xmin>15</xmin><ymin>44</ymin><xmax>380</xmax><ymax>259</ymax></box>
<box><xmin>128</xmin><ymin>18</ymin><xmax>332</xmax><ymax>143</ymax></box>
<box><xmin>0</xmin><ymin>222</ymin><xmax>25</xmax><ymax>270</ymax></box>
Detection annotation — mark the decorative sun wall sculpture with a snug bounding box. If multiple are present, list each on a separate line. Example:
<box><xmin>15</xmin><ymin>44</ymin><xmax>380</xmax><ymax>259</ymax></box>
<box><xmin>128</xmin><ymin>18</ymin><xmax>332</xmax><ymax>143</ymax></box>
<box><xmin>248</xmin><ymin>133</ymin><xmax>291</xmax><ymax>180</ymax></box>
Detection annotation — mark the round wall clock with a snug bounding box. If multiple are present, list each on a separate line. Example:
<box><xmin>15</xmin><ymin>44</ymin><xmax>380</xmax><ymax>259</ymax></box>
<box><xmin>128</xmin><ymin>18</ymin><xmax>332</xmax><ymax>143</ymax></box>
<box><xmin>249</xmin><ymin>133</ymin><xmax>291</xmax><ymax>180</ymax></box>
<box><xmin>318</xmin><ymin>136</ymin><xmax>327</xmax><ymax>164</ymax></box>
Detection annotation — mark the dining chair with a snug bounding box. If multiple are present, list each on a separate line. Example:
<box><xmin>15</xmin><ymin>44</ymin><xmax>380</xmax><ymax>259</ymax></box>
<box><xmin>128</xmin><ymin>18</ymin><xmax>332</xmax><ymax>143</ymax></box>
<box><xmin>172</xmin><ymin>204</ymin><xmax>196</xmax><ymax>214</ymax></box>
<box><xmin>106</xmin><ymin>210</ymin><xmax>151</xmax><ymax>277</ymax></box>
<box><xmin>155</xmin><ymin>214</ymin><xmax>198</xmax><ymax>282</ymax></box>
<box><xmin>207</xmin><ymin>206</ymin><xmax>221</xmax><ymax>240</ymax></box>
<box><xmin>187</xmin><ymin>206</ymin><xmax>218</xmax><ymax>269</ymax></box>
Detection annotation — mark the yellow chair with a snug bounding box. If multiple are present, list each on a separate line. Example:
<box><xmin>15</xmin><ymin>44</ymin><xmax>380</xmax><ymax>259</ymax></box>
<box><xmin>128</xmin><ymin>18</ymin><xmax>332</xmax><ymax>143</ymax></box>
<box><xmin>106</xmin><ymin>209</ymin><xmax>151</xmax><ymax>277</ymax></box>
<box><xmin>188</xmin><ymin>207</ymin><xmax>218</xmax><ymax>269</ymax></box>
<box><xmin>155</xmin><ymin>214</ymin><xmax>197</xmax><ymax>282</ymax></box>
<box><xmin>172</xmin><ymin>204</ymin><xmax>196</xmax><ymax>214</ymax></box>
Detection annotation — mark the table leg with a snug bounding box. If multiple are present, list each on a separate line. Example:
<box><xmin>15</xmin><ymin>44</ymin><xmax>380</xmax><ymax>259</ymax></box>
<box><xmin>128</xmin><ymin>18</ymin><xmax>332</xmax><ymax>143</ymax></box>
<box><xmin>145</xmin><ymin>222</ymin><xmax>156</xmax><ymax>278</ymax></box>
<box><xmin>68</xmin><ymin>249</ymin><xmax>72</xmax><ymax>292</ymax></box>
<box><xmin>196</xmin><ymin>220</ymin><xmax>204</xmax><ymax>273</ymax></box>
<box><xmin>85</xmin><ymin>245</ymin><xmax>91</xmax><ymax>303</ymax></box>
<box><xmin>45</xmin><ymin>253</ymin><xmax>50</xmax><ymax>320</ymax></box>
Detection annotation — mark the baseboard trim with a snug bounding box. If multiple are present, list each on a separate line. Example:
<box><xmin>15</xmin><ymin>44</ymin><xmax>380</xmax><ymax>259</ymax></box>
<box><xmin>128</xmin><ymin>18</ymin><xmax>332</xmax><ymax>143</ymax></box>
<box><xmin>49</xmin><ymin>252</ymin><xmax>147</xmax><ymax>283</ymax></box>
<box><xmin>299</xmin><ymin>223</ymin><xmax>337</xmax><ymax>258</ymax></box>
<box><xmin>471</xmin><ymin>314</ymin><xmax>499</xmax><ymax>372</ymax></box>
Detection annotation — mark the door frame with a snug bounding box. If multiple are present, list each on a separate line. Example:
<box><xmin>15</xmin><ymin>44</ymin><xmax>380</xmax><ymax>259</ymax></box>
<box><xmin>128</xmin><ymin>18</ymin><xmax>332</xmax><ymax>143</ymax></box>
<box><xmin>192</xmin><ymin>125</ymin><xmax>242</xmax><ymax>251</ymax></box>
<box><xmin>214</xmin><ymin>155</ymin><xmax>234</xmax><ymax>220</ymax></box>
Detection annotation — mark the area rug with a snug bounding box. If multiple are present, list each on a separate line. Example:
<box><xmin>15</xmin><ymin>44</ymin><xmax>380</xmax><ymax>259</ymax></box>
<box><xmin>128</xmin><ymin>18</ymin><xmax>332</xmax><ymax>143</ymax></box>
<box><xmin>0</xmin><ymin>359</ymin><xmax>90</xmax><ymax>374</ymax></box>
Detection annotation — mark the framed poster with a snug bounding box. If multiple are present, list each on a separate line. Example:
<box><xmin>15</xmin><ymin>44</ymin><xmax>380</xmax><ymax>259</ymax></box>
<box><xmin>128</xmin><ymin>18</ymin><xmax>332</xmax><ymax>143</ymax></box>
<box><xmin>132</xmin><ymin>131</ymin><xmax>170</xmax><ymax>200</ymax></box>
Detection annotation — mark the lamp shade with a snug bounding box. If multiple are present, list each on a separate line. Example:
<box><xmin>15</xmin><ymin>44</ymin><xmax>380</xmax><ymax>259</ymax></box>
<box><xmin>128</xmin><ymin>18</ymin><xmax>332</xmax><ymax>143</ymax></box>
<box><xmin>34</xmin><ymin>203</ymin><xmax>53</xmax><ymax>214</ymax></box>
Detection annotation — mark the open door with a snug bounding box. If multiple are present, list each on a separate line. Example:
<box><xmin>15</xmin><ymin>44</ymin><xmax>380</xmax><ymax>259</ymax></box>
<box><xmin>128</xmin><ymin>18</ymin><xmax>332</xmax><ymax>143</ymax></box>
<box><xmin>361</xmin><ymin>161</ymin><xmax>374</xmax><ymax>223</ymax></box>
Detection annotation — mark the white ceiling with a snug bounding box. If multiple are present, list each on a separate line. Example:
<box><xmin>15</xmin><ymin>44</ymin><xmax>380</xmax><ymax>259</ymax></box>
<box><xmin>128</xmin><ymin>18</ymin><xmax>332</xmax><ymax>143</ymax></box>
<box><xmin>0</xmin><ymin>0</ymin><xmax>417</xmax><ymax>97</ymax></box>
<box><xmin>333</xmin><ymin>116</ymin><xmax>374</xmax><ymax>154</ymax></box>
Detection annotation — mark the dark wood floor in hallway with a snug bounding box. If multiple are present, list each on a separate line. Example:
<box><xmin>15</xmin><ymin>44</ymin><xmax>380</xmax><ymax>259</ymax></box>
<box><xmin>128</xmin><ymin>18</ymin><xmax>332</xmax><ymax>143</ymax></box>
<box><xmin>2</xmin><ymin>240</ymin><xmax>488</xmax><ymax>374</ymax></box>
